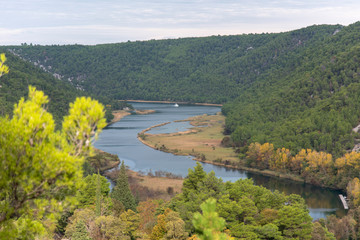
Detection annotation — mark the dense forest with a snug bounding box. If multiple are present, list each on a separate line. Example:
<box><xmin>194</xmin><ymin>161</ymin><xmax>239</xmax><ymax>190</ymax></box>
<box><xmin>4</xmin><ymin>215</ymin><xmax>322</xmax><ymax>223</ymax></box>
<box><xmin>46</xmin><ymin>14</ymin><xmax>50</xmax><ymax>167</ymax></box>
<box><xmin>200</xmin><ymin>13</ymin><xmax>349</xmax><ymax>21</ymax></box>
<box><xmin>4</xmin><ymin>21</ymin><xmax>360</xmax><ymax>239</ymax></box>
<box><xmin>223</xmin><ymin>22</ymin><xmax>360</xmax><ymax>158</ymax></box>
<box><xmin>0</xmin><ymin>49</ymin><xmax>132</xmax><ymax>124</ymax></box>
<box><xmin>8</xmin><ymin>22</ymin><xmax>360</xmax><ymax>156</ymax></box>
<box><xmin>0</xmin><ymin>49</ymin><xmax>81</xmax><ymax>125</ymax></box>
<box><xmin>8</xmin><ymin>24</ymin><xmax>341</xmax><ymax>104</ymax></box>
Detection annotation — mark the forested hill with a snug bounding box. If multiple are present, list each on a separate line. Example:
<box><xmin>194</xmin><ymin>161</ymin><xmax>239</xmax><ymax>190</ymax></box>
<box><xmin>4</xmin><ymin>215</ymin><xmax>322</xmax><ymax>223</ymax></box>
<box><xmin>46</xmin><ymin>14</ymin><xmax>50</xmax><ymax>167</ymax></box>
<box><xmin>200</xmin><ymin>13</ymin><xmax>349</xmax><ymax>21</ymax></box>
<box><xmin>0</xmin><ymin>49</ymin><xmax>81</xmax><ymax>126</ymax></box>
<box><xmin>223</xmin><ymin>21</ymin><xmax>360</xmax><ymax>157</ymax></box>
<box><xmin>6</xmin><ymin>22</ymin><xmax>360</xmax><ymax>156</ymax></box>
<box><xmin>8</xmin><ymin>24</ymin><xmax>341</xmax><ymax>103</ymax></box>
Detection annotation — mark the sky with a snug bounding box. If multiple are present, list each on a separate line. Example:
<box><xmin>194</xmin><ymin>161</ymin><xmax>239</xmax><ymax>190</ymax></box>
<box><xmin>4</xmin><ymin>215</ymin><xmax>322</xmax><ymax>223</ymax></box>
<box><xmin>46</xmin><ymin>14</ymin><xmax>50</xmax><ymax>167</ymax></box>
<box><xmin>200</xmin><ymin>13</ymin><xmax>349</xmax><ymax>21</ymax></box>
<box><xmin>1</xmin><ymin>0</ymin><xmax>360</xmax><ymax>45</ymax></box>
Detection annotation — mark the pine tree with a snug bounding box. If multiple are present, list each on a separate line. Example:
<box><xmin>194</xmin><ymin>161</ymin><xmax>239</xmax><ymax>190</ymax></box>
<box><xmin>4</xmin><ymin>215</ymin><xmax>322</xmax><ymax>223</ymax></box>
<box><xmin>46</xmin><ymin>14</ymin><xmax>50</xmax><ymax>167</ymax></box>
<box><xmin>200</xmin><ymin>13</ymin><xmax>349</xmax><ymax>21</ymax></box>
<box><xmin>72</xmin><ymin>221</ymin><xmax>92</xmax><ymax>240</ymax></box>
<box><xmin>182</xmin><ymin>162</ymin><xmax>206</xmax><ymax>199</ymax></box>
<box><xmin>111</xmin><ymin>161</ymin><xmax>136</xmax><ymax>211</ymax></box>
<box><xmin>96</xmin><ymin>170</ymin><xmax>101</xmax><ymax>216</ymax></box>
<box><xmin>192</xmin><ymin>198</ymin><xmax>233</xmax><ymax>240</ymax></box>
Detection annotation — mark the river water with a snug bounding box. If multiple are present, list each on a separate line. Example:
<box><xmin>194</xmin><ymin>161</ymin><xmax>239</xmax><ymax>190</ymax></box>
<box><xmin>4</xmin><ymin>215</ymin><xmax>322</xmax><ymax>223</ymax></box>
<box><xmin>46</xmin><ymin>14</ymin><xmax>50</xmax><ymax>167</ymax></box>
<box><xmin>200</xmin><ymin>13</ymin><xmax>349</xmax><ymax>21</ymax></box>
<box><xmin>94</xmin><ymin>102</ymin><xmax>346</xmax><ymax>219</ymax></box>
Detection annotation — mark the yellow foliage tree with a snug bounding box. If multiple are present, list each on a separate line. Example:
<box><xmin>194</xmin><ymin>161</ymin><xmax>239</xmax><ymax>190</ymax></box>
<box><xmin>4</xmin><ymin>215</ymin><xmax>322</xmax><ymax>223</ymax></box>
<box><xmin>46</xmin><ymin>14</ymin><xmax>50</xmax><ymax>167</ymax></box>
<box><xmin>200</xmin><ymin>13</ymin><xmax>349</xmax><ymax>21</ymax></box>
<box><xmin>0</xmin><ymin>53</ymin><xmax>9</xmax><ymax>78</ymax></box>
<box><xmin>272</xmin><ymin>148</ymin><xmax>291</xmax><ymax>171</ymax></box>
<box><xmin>0</xmin><ymin>86</ymin><xmax>106</xmax><ymax>238</ymax></box>
<box><xmin>347</xmin><ymin>178</ymin><xmax>360</xmax><ymax>207</ymax></box>
<box><xmin>305</xmin><ymin>150</ymin><xmax>333</xmax><ymax>174</ymax></box>
<box><xmin>247</xmin><ymin>142</ymin><xmax>275</xmax><ymax>169</ymax></box>
<box><xmin>335</xmin><ymin>152</ymin><xmax>360</xmax><ymax>174</ymax></box>
<box><xmin>289</xmin><ymin>149</ymin><xmax>307</xmax><ymax>173</ymax></box>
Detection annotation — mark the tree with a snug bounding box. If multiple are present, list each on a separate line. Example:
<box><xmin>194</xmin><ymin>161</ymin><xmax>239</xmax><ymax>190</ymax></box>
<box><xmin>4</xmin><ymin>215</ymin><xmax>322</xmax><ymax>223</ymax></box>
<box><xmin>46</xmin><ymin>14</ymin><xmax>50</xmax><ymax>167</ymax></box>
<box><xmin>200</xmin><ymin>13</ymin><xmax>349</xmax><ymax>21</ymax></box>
<box><xmin>96</xmin><ymin>171</ymin><xmax>102</xmax><ymax>217</ymax></box>
<box><xmin>182</xmin><ymin>162</ymin><xmax>206</xmax><ymax>199</ymax></box>
<box><xmin>111</xmin><ymin>161</ymin><xmax>136</xmax><ymax>211</ymax></box>
<box><xmin>150</xmin><ymin>210</ymin><xmax>167</xmax><ymax>240</ymax></box>
<box><xmin>137</xmin><ymin>199</ymin><xmax>159</xmax><ymax>234</ymax></box>
<box><xmin>77</xmin><ymin>173</ymin><xmax>110</xmax><ymax>208</ymax></box>
<box><xmin>275</xmin><ymin>203</ymin><xmax>313</xmax><ymax>239</ymax></box>
<box><xmin>0</xmin><ymin>53</ymin><xmax>9</xmax><ymax>77</ymax></box>
<box><xmin>120</xmin><ymin>209</ymin><xmax>141</xmax><ymax>240</ymax></box>
<box><xmin>0</xmin><ymin>86</ymin><xmax>106</xmax><ymax>238</ymax></box>
<box><xmin>163</xmin><ymin>211</ymin><xmax>188</xmax><ymax>240</ymax></box>
<box><xmin>71</xmin><ymin>221</ymin><xmax>92</xmax><ymax>240</ymax></box>
<box><xmin>192</xmin><ymin>198</ymin><xmax>233</xmax><ymax>240</ymax></box>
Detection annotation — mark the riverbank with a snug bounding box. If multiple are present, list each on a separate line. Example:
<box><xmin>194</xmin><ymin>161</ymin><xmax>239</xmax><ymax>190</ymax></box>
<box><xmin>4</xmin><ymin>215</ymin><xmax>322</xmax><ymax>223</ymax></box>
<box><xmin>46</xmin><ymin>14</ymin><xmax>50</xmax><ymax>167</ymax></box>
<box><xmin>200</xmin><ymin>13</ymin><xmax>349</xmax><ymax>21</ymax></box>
<box><xmin>105</xmin><ymin>168</ymin><xmax>183</xmax><ymax>201</ymax></box>
<box><xmin>109</xmin><ymin>109</ymin><xmax>156</xmax><ymax>126</ymax></box>
<box><xmin>125</xmin><ymin>99</ymin><xmax>223</xmax><ymax>107</ymax></box>
<box><xmin>110</xmin><ymin>110</ymin><xmax>131</xmax><ymax>124</ymax></box>
<box><xmin>137</xmin><ymin>113</ymin><xmax>332</xmax><ymax>186</ymax></box>
<box><xmin>89</xmin><ymin>147</ymin><xmax>183</xmax><ymax>201</ymax></box>
<box><xmin>87</xmin><ymin>149</ymin><xmax>121</xmax><ymax>173</ymax></box>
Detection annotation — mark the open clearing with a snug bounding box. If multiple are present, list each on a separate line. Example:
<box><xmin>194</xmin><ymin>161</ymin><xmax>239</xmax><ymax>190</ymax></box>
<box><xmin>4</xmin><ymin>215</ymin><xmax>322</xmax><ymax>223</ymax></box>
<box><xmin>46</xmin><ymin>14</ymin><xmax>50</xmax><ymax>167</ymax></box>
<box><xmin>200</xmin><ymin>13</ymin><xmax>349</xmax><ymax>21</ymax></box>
<box><xmin>141</xmin><ymin>113</ymin><xmax>239</xmax><ymax>164</ymax></box>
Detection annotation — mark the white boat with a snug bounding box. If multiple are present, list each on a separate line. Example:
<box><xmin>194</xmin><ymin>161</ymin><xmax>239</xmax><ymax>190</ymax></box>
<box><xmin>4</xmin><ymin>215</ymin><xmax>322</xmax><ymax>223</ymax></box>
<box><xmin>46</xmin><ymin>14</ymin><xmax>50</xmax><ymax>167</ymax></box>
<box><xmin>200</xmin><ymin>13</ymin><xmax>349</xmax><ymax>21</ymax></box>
<box><xmin>174</xmin><ymin>103</ymin><xmax>179</xmax><ymax>107</ymax></box>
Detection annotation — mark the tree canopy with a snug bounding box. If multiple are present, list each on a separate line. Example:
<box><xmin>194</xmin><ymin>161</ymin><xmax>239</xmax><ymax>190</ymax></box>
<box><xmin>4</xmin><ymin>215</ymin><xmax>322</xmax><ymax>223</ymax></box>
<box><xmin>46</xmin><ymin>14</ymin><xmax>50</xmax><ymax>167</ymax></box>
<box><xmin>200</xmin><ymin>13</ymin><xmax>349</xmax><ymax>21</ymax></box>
<box><xmin>0</xmin><ymin>86</ymin><xmax>106</xmax><ymax>238</ymax></box>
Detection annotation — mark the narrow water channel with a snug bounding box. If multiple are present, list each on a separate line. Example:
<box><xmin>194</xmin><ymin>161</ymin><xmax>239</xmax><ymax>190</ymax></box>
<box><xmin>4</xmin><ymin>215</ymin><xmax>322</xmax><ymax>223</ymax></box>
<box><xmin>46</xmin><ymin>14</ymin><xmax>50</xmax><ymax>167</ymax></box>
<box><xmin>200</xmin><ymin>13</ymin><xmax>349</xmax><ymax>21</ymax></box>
<box><xmin>94</xmin><ymin>102</ymin><xmax>346</xmax><ymax>219</ymax></box>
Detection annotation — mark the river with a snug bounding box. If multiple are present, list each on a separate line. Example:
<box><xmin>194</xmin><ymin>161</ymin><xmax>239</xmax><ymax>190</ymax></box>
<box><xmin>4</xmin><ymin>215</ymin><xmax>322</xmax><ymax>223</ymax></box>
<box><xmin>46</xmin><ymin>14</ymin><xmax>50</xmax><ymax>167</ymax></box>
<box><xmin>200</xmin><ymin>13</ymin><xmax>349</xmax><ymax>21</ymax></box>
<box><xmin>94</xmin><ymin>102</ymin><xmax>346</xmax><ymax>219</ymax></box>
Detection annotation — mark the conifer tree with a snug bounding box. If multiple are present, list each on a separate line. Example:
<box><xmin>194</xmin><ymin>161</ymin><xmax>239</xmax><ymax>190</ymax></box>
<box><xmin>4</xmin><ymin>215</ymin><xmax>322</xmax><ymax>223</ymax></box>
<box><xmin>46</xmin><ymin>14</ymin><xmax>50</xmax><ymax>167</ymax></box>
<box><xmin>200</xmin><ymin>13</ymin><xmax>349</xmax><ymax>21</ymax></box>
<box><xmin>96</xmin><ymin>170</ymin><xmax>101</xmax><ymax>216</ymax></box>
<box><xmin>182</xmin><ymin>162</ymin><xmax>206</xmax><ymax>199</ymax></box>
<box><xmin>192</xmin><ymin>198</ymin><xmax>233</xmax><ymax>240</ymax></box>
<box><xmin>111</xmin><ymin>161</ymin><xmax>136</xmax><ymax>211</ymax></box>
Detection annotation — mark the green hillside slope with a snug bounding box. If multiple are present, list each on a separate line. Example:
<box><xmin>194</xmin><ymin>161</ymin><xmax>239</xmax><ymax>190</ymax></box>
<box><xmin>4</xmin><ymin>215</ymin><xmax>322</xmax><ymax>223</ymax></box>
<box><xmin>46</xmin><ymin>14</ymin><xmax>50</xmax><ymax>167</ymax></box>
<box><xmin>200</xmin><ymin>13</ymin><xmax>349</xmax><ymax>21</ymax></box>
<box><xmin>0</xmin><ymin>50</ymin><xmax>81</xmax><ymax>126</ymax></box>
<box><xmin>9</xmin><ymin>24</ymin><xmax>340</xmax><ymax>103</ymax></box>
<box><xmin>7</xmin><ymin>22</ymin><xmax>360</xmax><ymax>156</ymax></box>
<box><xmin>224</xmin><ymin>22</ymin><xmax>360</xmax><ymax>157</ymax></box>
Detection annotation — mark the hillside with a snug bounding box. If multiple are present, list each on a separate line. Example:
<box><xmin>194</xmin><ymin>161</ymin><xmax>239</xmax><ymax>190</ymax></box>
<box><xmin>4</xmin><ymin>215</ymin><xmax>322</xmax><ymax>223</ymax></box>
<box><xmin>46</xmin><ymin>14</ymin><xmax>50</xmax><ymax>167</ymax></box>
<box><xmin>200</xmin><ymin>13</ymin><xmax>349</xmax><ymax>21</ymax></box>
<box><xmin>0</xmin><ymin>49</ymin><xmax>81</xmax><ymax>126</ymax></box>
<box><xmin>6</xmin><ymin>22</ymin><xmax>360</xmax><ymax>156</ymax></box>
<box><xmin>223</xmin><ymin>21</ymin><xmax>360</xmax><ymax>157</ymax></box>
<box><xmin>9</xmin><ymin>24</ymin><xmax>340</xmax><ymax>104</ymax></box>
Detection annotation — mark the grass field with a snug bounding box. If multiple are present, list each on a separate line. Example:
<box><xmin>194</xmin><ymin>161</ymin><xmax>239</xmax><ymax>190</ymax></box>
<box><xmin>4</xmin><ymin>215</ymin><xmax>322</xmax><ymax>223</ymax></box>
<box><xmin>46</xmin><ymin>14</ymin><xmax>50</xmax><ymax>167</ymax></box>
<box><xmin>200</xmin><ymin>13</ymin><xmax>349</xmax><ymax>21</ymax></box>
<box><xmin>141</xmin><ymin>113</ymin><xmax>239</xmax><ymax>164</ymax></box>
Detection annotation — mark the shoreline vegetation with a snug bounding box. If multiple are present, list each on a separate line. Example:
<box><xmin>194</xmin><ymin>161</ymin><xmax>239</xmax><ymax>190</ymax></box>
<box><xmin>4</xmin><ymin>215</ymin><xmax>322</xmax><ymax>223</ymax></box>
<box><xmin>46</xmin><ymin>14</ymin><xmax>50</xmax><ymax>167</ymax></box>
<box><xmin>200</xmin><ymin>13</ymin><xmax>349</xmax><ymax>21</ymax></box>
<box><xmin>88</xmin><ymin>150</ymin><xmax>184</xmax><ymax>201</ymax></box>
<box><xmin>137</xmin><ymin>113</ymin><xmax>340</xmax><ymax>189</ymax></box>
<box><xmin>124</xmin><ymin>99</ymin><xmax>223</xmax><ymax>107</ymax></box>
<box><xmin>108</xmin><ymin>109</ymin><xmax>156</xmax><ymax>126</ymax></box>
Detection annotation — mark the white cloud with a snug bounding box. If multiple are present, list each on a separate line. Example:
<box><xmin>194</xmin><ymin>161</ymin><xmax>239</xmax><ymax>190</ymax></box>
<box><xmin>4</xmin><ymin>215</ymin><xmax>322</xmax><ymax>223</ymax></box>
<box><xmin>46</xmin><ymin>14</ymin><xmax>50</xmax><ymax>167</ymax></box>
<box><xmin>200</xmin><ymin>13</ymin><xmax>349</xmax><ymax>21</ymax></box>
<box><xmin>1</xmin><ymin>0</ymin><xmax>360</xmax><ymax>45</ymax></box>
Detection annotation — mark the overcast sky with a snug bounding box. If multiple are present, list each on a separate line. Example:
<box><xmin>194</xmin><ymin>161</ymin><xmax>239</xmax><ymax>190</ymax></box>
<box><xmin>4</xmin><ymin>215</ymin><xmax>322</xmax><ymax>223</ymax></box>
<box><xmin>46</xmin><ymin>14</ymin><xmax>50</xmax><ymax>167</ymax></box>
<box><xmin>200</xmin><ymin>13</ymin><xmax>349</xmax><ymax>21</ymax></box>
<box><xmin>1</xmin><ymin>0</ymin><xmax>360</xmax><ymax>45</ymax></box>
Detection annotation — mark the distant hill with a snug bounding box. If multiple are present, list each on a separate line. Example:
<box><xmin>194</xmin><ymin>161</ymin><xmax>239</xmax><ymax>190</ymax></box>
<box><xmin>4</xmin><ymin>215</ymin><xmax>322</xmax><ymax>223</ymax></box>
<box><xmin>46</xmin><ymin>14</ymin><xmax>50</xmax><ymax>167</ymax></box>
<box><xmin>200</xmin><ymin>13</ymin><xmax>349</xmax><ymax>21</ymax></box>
<box><xmin>223</xmin><ymin>21</ymin><xmax>360</xmax><ymax>157</ymax></box>
<box><xmin>0</xmin><ymin>49</ymin><xmax>81</xmax><ymax>126</ymax></box>
<box><xmin>7</xmin><ymin>22</ymin><xmax>360</xmax><ymax>156</ymax></box>
<box><xmin>8</xmin><ymin>24</ymin><xmax>341</xmax><ymax>103</ymax></box>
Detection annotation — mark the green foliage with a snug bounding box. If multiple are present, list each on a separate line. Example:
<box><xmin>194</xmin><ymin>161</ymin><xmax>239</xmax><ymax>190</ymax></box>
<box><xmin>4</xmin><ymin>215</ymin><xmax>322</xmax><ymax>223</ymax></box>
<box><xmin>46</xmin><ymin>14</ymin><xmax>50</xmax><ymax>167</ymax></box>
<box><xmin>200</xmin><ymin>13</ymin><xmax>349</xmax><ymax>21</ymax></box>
<box><xmin>9</xmin><ymin>23</ymin><xmax>360</xmax><ymax>155</ymax></box>
<box><xmin>0</xmin><ymin>53</ymin><xmax>9</xmax><ymax>77</ymax></box>
<box><xmin>0</xmin><ymin>87</ymin><xmax>106</xmax><ymax>238</ymax></box>
<box><xmin>0</xmin><ymin>50</ymin><xmax>82</xmax><ymax>125</ymax></box>
<box><xmin>96</xmin><ymin>171</ymin><xmax>102</xmax><ymax>217</ymax></box>
<box><xmin>224</xmin><ymin>22</ymin><xmax>360</xmax><ymax>157</ymax></box>
<box><xmin>10</xmin><ymin>23</ymin><xmax>360</xmax><ymax>156</ymax></box>
<box><xmin>192</xmin><ymin>198</ymin><xmax>231</xmax><ymax>240</ymax></box>
<box><xmin>10</xmin><ymin>24</ymin><xmax>340</xmax><ymax>104</ymax></box>
<box><xmin>164</xmin><ymin>211</ymin><xmax>188</xmax><ymax>240</ymax></box>
<box><xmin>120</xmin><ymin>209</ymin><xmax>141</xmax><ymax>240</ymax></box>
<box><xmin>182</xmin><ymin>162</ymin><xmax>207</xmax><ymax>199</ymax></box>
<box><xmin>172</xmin><ymin>164</ymin><xmax>313</xmax><ymax>239</ymax></box>
<box><xmin>77</xmin><ymin>173</ymin><xmax>110</xmax><ymax>207</ymax></box>
<box><xmin>111</xmin><ymin>161</ymin><xmax>137</xmax><ymax>211</ymax></box>
<box><xmin>65</xmin><ymin>208</ymin><xmax>130</xmax><ymax>240</ymax></box>
<box><xmin>72</xmin><ymin>221</ymin><xmax>92</xmax><ymax>240</ymax></box>
<box><xmin>311</xmin><ymin>222</ymin><xmax>335</xmax><ymax>240</ymax></box>
<box><xmin>62</xmin><ymin>96</ymin><xmax>107</xmax><ymax>157</ymax></box>
<box><xmin>275</xmin><ymin>203</ymin><xmax>313</xmax><ymax>239</ymax></box>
